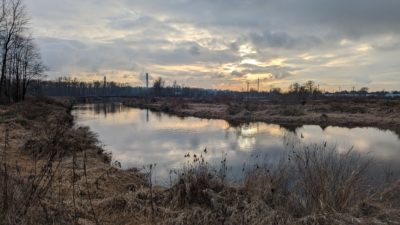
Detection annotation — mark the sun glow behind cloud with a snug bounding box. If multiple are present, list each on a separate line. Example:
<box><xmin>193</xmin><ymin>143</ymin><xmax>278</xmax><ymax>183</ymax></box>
<box><xmin>25</xmin><ymin>0</ymin><xmax>400</xmax><ymax>91</ymax></box>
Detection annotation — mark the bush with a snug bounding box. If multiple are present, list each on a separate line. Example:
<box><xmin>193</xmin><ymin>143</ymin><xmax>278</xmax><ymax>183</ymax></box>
<box><xmin>330</xmin><ymin>103</ymin><xmax>367</xmax><ymax>114</ymax></box>
<box><xmin>244</xmin><ymin>142</ymin><xmax>371</xmax><ymax>217</ymax></box>
<box><xmin>290</xmin><ymin>144</ymin><xmax>370</xmax><ymax>214</ymax></box>
<box><xmin>279</xmin><ymin>105</ymin><xmax>305</xmax><ymax>116</ymax></box>
<box><xmin>244</xmin><ymin>158</ymin><xmax>293</xmax><ymax>210</ymax></box>
<box><xmin>227</xmin><ymin>103</ymin><xmax>240</xmax><ymax>115</ymax></box>
<box><xmin>170</xmin><ymin>153</ymin><xmax>226</xmax><ymax>207</ymax></box>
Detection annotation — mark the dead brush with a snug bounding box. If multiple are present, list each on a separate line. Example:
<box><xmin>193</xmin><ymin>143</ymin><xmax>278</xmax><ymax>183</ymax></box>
<box><xmin>243</xmin><ymin>141</ymin><xmax>372</xmax><ymax>217</ymax></box>
<box><xmin>245</xmin><ymin>102</ymin><xmax>261</xmax><ymax>112</ymax></box>
<box><xmin>279</xmin><ymin>105</ymin><xmax>305</xmax><ymax>116</ymax></box>
<box><xmin>170</xmin><ymin>98</ymin><xmax>189</xmax><ymax>110</ymax></box>
<box><xmin>170</xmin><ymin>152</ymin><xmax>225</xmax><ymax>207</ymax></box>
<box><xmin>0</xmin><ymin>124</ymin><xmax>71</xmax><ymax>225</ymax></box>
<box><xmin>226</xmin><ymin>102</ymin><xmax>242</xmax><ymax>115</ymax></box>
<box><xmin>290</xmin><ymin>143</ymin><xmax>371</xmax><ymax>214</ymax></box>
<box><xmin>329</xmin><ymin>102</ymin><xmax>368</xmax><ymax>114</ymax></box>
<box><xmin>24</xmin><ymin>121</ymin><xmax>105</xmax><ymax>161</ymax></box>
<box><xmin>244</xmin><ymin>158</ymin><xmax>293</xmax><ymax>210</ymax></box>
<box><xmin>0</xmin><ymin>100</ymin><xmax>108</xmax><ymax>225</ymax></box>
<box><xmin>11</xmin><ymin>99</ymin><xmax>73</xmax><ymax>123</ymax></box>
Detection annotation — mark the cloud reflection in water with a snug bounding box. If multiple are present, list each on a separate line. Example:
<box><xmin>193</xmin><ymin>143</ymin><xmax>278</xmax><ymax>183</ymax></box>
<box><xmin>73</xmin><ymin>103</ymin><xmax>400</xmax><ymax>185</ymax></box>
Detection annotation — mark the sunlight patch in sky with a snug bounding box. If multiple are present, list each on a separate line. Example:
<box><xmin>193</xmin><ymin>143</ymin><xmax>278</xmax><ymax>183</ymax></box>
<box><xmin>25</xmin><ymin>0</ymin><xmax>400</xmax><ymax>91</ymax></box>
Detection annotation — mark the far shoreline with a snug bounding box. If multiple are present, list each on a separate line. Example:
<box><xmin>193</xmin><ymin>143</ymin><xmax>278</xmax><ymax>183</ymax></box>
<box><xmin>118</xmin><ymin>97</ymin><xmax>400</xmax><ymax>137</ymax></box>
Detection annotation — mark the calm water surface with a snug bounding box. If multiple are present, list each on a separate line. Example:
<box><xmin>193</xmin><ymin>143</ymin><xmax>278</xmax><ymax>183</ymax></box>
<box><xmin>72</xmin><ymin>103</ymin><xmax>400</xmax><ymax>185</ymax></box>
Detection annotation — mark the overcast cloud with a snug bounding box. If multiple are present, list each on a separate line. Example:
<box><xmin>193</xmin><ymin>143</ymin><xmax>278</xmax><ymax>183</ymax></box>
<box><xmin>25</xmin><ymin>0</ymin><xmax>400</xmax><ymax>91</ymax></box>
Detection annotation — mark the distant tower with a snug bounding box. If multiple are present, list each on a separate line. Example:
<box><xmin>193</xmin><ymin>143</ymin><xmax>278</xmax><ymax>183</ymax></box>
<box><xmin>257</xmin><ymin>78</ymin><xmax>260</xmax><ymax>92</ymax></box>
<box><xmin>146</xmin><ymin>73</ymin><xmax>149</xmax><ymax>89</ymax></box>
<box><xmin>103</xmin><ymin>76</ymin><xmax>107</xmax><ymax>96</ymax></box>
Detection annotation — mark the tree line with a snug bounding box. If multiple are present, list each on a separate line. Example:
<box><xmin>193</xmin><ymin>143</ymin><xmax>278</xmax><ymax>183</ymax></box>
<box><xmin>31</xmin><ymin>77</ymin><xmax>133</xmax><ymax>97</ymax></box>
<box><xmin>32</xmin><ymin>75</ymin><xmax>398</xmax><ymax>100</ymax></box>
<box><xmin>31</xmin><ymin>76</ymin><xmax>243</xmax><ymax>100</ymax></box>
<box><xmin>0</xmin><ymin>0</ymin><xmax>45</xmax><ymax>102</ymax></box>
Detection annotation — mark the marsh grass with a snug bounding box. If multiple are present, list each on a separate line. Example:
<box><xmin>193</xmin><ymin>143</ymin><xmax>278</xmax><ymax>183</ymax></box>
<box><xmin>235</xmin><ymin>142</ymin><xmax>372</xmax><ymax>219</ymax></box>
<box><xmin>0</xmin><ymin>99</ymin><xmax>114</xmax><ymax>225</ymax></box>
<box><xmin>168</xmin><ymin>152</ymin><xmax>226</xmax><ymax>207</ymax></box>
<box><xmin>162</xmin><ymin>137</ymin><xmax>395</xmax><ymax>225</ymax></box>
<box><xmin>0</xmin><ymin>124</ymin><xmax>68</xmax><ymax>225</ymax></box>
<box><xmin>1</xmin><ymin>98</ymin><xmax>399</xmax><ymax>225</ymax></box>
<box><xmin>279</xmin><ymin>105</ymin><xmax>305</xmax><ymax>116</ymax></box>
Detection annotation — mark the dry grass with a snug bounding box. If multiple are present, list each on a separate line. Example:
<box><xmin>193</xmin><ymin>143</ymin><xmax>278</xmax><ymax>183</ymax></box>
<box><xmin>279</xmin><ymin>105</ymin><xmax>305</xmax><ymax>116</ymax></box>
<box><xmin>0</xmin><ymin>98</ymin><xmax>399</xmax><ymax>225</ymax></box>
<box><xmin>123</xmin><ymin>97</ymin><xmax>400</xmax><ymax>135</ymax></box>
<box><xmin>0</xmin><ymin>98</ymin><xmax>146</xmax><ymax>225</ymax></box>
<box><xmin>168</xmin><ymin>153</ymin><xmax>226</xmax><ymax>207</ymax></box>
<box><xmin>130</xmin><ymin>139</ymin><xmax>398</xmax><ymax>225</ymax></box>
<box><xmin>0</xmin><ymin>99</ymin><xmax>73</xmax><ymax>224</ymax></box>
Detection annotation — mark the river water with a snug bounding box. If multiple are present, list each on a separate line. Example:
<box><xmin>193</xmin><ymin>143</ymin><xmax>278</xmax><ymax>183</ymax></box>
<box><xmin>72</xmin><ymin>103</ymin><xmax>400</xmax><ymax>185</ymax></box>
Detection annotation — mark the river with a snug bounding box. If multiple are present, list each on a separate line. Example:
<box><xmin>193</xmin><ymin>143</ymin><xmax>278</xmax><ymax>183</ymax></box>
<box><xmin>72</xmin><ymin>103</ymin><xmax>400</xmax><ymax>185</ymax></box>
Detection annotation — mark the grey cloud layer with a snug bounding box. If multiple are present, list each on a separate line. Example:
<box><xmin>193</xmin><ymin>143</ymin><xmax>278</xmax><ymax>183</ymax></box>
<box><xmin>26</xmin><ymin>0</ymin><xmax>400</xmax><ymax>90</ymax></box>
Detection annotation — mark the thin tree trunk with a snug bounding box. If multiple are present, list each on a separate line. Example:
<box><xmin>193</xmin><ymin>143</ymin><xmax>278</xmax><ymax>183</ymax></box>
<box><xmin>0</xmin><ymin>47</ymin><xmax>9</xmax><ymax>96</ymax></box>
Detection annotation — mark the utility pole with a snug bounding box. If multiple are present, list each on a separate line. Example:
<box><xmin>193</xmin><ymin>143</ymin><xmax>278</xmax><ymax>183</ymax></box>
<box><xmin>246</xmin><ymin>81</ymin><xmax>250</xmax><ymax>102</ymax></box>
<box><xmin>257</xmin><ymin>78</ymin><xmax>260</xmax><ymax>93</ymax></box>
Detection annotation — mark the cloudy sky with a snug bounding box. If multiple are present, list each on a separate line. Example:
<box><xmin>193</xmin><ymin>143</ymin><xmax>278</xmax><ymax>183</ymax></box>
<box><xmin>25</xmin><ymin>0</ymin><xmax>400</xmax><ymax>91</ymax></box>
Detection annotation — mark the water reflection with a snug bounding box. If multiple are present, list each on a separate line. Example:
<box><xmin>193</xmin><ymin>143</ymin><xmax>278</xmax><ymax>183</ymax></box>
<box><xmin>76</xmin><ymin>103</ymin><xmax>128</xmax><ymax>117</ymax></box>
<box><xmin>72</xmin><ymin>103</ymin><xmax>400</xmax><ymax>185</ymax></box>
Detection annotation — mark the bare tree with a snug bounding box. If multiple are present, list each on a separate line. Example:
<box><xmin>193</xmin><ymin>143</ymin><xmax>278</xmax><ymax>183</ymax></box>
<box><xmin>359</xmin><ymin>87</ymin><xmax>369</xmax><ymax>93</ymax></box>
<box><xmin>153</xmin><ymin>77</ymin><xmax>165</xmax><ymax>96</ymax></box>
<box><xmin>0</xmin><ymin>0</ymin><xmax>45</xmax><ymax>102</ymax></box>
<box><xmin>289</xmin><ymin>82</ymin><xmax>301</xmax><ymax>94</ymax></box>
<box><xmin>304</xmin><ymin>80</ymin><xmax>315</xmax><ymax>93</ymax></box>
<box><xmin>0</xmin><ymin>0</ymin><xmax>28</xmax><ymax>97</ymax></box>
<box><xmin>20</xmin><ymin>37</ymin><xmax>46</xmax><ymax>100</ymax></box>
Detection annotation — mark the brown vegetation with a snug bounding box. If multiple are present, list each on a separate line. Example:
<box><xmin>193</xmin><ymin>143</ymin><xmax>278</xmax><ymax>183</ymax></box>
<box><xmin>123</xmin><ymin>97</ymin><xmax>400</xmax><ymax>136</ymax></box>
<box><xmin>0</xmin><ymin>98</ymin><xmax>399</xmax><ymax>225</ymax></box>
<box><xmin>0</xmin><ymin>98</ymin><xmax>148</xmax><ymax>224</ymax></box>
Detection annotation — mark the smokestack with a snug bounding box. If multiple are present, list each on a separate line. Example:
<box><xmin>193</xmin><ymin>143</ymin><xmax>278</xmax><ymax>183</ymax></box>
<box><xmin>104</xmin><ymin>76</ymin><xmax>107</xmax><ymax>96</ymax></box>
<box><xmin>146</xmin><ymin>73</ymin><xmax>149</xmax><ymax>89</ymax></box>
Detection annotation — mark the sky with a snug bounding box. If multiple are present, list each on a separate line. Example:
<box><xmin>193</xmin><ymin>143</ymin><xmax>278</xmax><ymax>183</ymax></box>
<box><xmin>25</xmin><ymin>0</ymin><xmax>400</xmax><ymax>91</ymax></box>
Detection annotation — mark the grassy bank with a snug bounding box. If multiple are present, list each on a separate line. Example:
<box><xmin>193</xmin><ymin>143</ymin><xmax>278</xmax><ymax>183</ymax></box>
<box><xmin>123</xmin><ymin>97</ymin><xmax>400</xmax><ymax>135</ymax></box>
<box><xmin>0</xmin><ymin>98</ymin><xmax>148</xmax><ymax>224</ymax></box>
<box><xmin>0</xmin><ymin>98</ymin><xmax>399</xmax><ymax>225</ymax></box>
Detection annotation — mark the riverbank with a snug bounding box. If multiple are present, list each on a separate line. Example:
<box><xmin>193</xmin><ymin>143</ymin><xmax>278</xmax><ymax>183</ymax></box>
<box><xmin>123</xmin><ymin>97</ymin><xmax>400</xmax><ymax>135</ymax></box>
<box><xmin>0</xmin><ymin>98</ymin><xmax>149</xmax><ymax>224</ymax></box>
<box><xmin>1</xmin><ymin>98</ymin><xmax>399</xmax><ymax>225</ymax></box>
